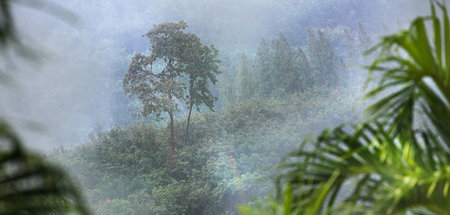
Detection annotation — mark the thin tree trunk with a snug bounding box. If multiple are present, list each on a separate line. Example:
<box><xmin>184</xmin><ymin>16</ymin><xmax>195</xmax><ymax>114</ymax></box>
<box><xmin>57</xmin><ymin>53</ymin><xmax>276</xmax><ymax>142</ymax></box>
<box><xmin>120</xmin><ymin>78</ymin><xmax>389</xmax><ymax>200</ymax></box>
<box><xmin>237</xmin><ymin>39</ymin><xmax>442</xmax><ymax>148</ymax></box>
<box><xmin>167</xmin><ymin>63</ymin><xmax>175</xmax><ymax>159</ymax></box>
<box><xmin>169</xmin><ymin>110</ymin><xmax>175</xmax><ymax>158</ymax></box>
<box><xmin>185</xmin><ymin>102</ymin><xmax>193</xmax><ymax>144</ymax></box>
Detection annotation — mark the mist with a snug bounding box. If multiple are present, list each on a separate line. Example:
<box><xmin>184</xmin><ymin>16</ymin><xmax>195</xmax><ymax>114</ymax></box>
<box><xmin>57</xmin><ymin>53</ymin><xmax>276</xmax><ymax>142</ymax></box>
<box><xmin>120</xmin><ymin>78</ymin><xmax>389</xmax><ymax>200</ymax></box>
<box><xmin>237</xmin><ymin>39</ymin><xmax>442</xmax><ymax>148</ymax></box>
<box><xmin>0</xmin><ymin>0</ymin><xmax>439</xmax><ymax>214</ymax></box>
<box><xmin>0</xmin><ymin>0</ymin><xmax>428</xmax><ymax>151</ymax></box>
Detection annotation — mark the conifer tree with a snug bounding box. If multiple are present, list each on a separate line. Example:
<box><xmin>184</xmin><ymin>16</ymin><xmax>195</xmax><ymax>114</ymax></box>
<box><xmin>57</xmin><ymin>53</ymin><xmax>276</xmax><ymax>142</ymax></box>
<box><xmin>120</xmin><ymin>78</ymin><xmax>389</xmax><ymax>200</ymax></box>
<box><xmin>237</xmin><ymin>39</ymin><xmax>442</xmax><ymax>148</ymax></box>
<box><xmin>358</xmin><ymin>22</ymin><xmax>372</xmax><ymax>52</ymax></box>
<box><xmin>318</xmin><ymin>30</ymin><xmax>339</xmax><ymax>86</ymax></box>
<box><xmin>235</xmin><ymin>54</ymin><xmax>254</xmax><ymax>101</ymax></box>
<box><xmin>343</xmin><ymin>27</ymin><xmax>357</xmax><ymax>60</ymax></box>
<box><xmin>255</xmin><ymin>38</ymin><xmax>272</xmax><ymax>96</ymax></box>
<box><xmin>271</xmin><ymin>33</ymin><xmax>298</xmax><ymax>93</ymax></box>
<box><xmin>307</xmin><ymin>29</ymin><xmax>344</xmax><ymax>88</ymax></box>
<box><xmin>294</xmin><ymin>47</ymin><xmax>312</xmax><ymax>91</ymax></box>
<box><xmin>219</xmin><ymin>69</ymin><xmax>235</xmax><ymax>106</ymax></box>
<box><xmin>307</xmin><ymin>28</ymin><xmax>319</xmax><ymax>71</ymax></box>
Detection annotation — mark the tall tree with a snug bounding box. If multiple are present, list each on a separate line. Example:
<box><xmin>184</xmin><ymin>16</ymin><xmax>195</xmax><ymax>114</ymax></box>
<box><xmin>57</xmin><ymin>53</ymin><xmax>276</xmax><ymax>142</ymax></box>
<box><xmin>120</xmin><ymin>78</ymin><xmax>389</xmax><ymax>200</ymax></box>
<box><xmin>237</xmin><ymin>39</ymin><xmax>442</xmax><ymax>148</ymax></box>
<box><xmin>271</xmin><ymin>33</ymin><xmax>298</xmax><ymax>93</ymax></box>
<box><xmin>294</xmin><ymin>47</ymin><xmax>312</xmax><ymax>91</ymax></box>
<box><xmin>219</xmin><ymin>68</ymin><xmax>235</xmax><ymax>107</ymax></box>
<box><xmin>183</xmin><ymin>38</ymin><xmax>220</xmax><ymax>143</ymax></box>
<box><xmin>343</xmin><ymin>27</ymin><xmax>357</xmax><ymax>60</ymax></box>
<box><xmin>235</xmin><ymin>54</ymin><xmax>253</xmax><ymax>101</ymax></box>
<box><xmin>124</xmin><ymin>21</ymin><xmax>189</xmax><ymax>157</ymax></box>
<box><xmin>306</xmin><ymin>29</ymin><xmax>319</xmax><ymax>66</ymax></box>
<box><xmin>255</xmin><ymin>38</ymin><xmax>272</xmax><ymax>96</ymax></box>
<box><xmin>358</xmin><ymin>22</ymin><xmax>372</xmax><ymax>53</ymax></box>
<box><xmin>307</xmin><ymin>29</ymin><xmax>343</xmax><ymax>87</ymax></box>
<box><xmin>318</xmin><ymin>30</ymin><xmax>341</xmax><ymax>87</ymax></box>
<box><xmin>124</xmin><ymin>21</ymin><xmax>220</xmax><ymax>153</ymax></box>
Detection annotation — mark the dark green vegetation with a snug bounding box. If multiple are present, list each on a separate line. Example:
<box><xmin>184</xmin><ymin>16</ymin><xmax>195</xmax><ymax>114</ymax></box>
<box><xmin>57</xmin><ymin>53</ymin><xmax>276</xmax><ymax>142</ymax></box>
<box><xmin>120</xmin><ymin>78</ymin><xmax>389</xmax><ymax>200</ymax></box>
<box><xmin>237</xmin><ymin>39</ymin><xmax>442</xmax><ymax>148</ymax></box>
<box><xmin>54</xmin><ymin>18</ymin><xmax>371</xmax><ymax>214</ymax></box>
<box><xmin>240</xmin><ymin>1</ymin><xmax>450</xmax><ymax>214</ymax></box>
<box><xmin>55</xmin><ymin>87</ymin><xmax>357</xmax><ymax>214</ymax></box>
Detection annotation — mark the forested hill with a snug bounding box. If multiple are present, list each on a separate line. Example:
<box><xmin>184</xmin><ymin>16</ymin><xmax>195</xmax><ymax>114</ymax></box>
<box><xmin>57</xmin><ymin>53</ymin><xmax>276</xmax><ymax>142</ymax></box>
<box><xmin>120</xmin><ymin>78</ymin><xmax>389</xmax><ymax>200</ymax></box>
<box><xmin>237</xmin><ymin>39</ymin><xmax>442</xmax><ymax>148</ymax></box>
<box><xmin>51</xmin><ymin>18</ymin><xmax>371</xmax><ymax>214</ymax></box>
<box><xmin>54</xmin><ymin>85</ymin><xmax>360</xmax><ymax>214</ymax></box>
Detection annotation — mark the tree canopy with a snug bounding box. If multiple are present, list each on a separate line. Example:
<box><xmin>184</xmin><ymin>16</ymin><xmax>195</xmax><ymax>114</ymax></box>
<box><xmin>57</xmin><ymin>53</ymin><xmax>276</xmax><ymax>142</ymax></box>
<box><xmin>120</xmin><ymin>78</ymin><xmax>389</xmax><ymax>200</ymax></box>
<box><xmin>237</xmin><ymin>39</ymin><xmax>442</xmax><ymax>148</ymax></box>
<box><xmin>123</xmin><ymin>21</ymin><xmax>220</xmax><ymax>154</ymax></box>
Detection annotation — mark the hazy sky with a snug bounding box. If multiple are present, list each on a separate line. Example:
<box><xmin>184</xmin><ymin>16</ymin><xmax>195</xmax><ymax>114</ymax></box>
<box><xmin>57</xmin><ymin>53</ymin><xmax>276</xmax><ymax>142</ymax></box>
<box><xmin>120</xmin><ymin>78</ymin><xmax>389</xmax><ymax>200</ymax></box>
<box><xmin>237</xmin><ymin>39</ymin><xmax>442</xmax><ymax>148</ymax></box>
<box><xmin>1</xmin><ymin>0</ymin><xmax>433</xmax><ymax>151</ymax></box>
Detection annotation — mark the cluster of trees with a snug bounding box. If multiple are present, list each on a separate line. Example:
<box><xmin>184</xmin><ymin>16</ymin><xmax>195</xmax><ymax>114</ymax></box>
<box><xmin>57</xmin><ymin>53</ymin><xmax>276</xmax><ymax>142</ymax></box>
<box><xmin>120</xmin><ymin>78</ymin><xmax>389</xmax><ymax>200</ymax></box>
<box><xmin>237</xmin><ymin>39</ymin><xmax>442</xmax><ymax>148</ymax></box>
<box><xmin>221</xmin><ymin>24</ymin><xmax>372</xmax><ymax>105</ymax></box>
<box><xmin>35</xmin><ymin>15</ymin><xmax>371</xmax><ymax>215</ymax></box>
<box><xmin>55</xmin><ymin>17</ymin><xmax>371</xmax><ymax>215</ymax></box>
<box><xmin>51</xmin><ymin>21</ymin><xmax>365</xmax><ymax>213</ymax></box>
<box><xmin>55</xmin><ymin>86</ymin><xmax>356</xmax><ymax>215</ymax></box>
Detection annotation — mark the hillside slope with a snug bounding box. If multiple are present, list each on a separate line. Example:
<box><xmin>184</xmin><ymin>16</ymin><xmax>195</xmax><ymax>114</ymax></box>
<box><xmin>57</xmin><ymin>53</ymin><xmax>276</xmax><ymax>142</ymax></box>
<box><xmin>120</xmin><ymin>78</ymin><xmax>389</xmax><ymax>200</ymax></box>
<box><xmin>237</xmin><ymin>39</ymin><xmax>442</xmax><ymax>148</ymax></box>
<box><xmin>54</xmin><ymin>86</ymin><xmax>361</xmax><ymax>215</ymax></box>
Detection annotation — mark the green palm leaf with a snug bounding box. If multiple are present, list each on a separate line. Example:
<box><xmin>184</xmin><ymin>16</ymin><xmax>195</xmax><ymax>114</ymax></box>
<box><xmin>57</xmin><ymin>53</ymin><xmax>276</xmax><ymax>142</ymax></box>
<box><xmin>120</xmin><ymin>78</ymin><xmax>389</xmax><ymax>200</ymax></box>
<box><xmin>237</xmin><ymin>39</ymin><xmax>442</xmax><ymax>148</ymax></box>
<box><xmin>364</xmin><ymin>0</ymin><xmax>450</xmax><ymax>140</ymax></box>
<box><xmin>278</xmin><ymin>123</ymin><xmax>450</xmax><ymax>214</ymax></box>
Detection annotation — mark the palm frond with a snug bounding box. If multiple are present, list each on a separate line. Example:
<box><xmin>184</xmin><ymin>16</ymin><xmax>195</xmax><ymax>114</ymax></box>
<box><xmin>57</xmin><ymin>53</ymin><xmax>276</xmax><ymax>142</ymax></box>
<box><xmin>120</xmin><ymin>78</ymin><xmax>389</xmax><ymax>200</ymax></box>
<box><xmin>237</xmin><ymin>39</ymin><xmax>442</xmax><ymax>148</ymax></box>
<box><xmin>277</xmin><ymin>122</ymin><xmax>450</xmax><ymax>214</ymax></box>
<box><xmin>0</xmin><ymin>121</ymin><xmax>90</xmax><ymax>215</ymax></box>
<box><xmin>365</xmin><ymin>0</ymin><xmax>450</xmax><ymax>141</ymax></box>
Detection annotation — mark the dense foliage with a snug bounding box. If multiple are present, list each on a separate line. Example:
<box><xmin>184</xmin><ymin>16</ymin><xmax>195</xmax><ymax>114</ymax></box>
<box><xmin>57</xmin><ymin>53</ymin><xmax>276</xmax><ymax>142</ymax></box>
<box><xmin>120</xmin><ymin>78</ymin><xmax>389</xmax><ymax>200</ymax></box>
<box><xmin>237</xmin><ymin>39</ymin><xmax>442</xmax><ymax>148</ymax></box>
<box><xmin>55</xmin><ymin>85</ymin><xmax>360</xmax><ymax>214</ymax></box>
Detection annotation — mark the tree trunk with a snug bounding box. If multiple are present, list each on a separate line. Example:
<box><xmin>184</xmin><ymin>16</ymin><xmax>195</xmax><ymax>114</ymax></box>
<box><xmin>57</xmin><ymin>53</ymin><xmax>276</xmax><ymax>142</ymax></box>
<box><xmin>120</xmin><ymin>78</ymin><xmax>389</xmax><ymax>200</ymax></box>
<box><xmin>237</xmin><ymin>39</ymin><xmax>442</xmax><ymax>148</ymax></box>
<box><xmin>185</xmin><ymin>102</ymin><xmax>193</xmax><ymax>144</ymax></box>
<box><xmin>168</xmin><ymin>63</ymin><xmax>175</xmax><ymax>159</ymax></box>
<box><xmin>169</xmin><ymin>110</ymin><xmax>175</xmax><ymax>158</ymax></box>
